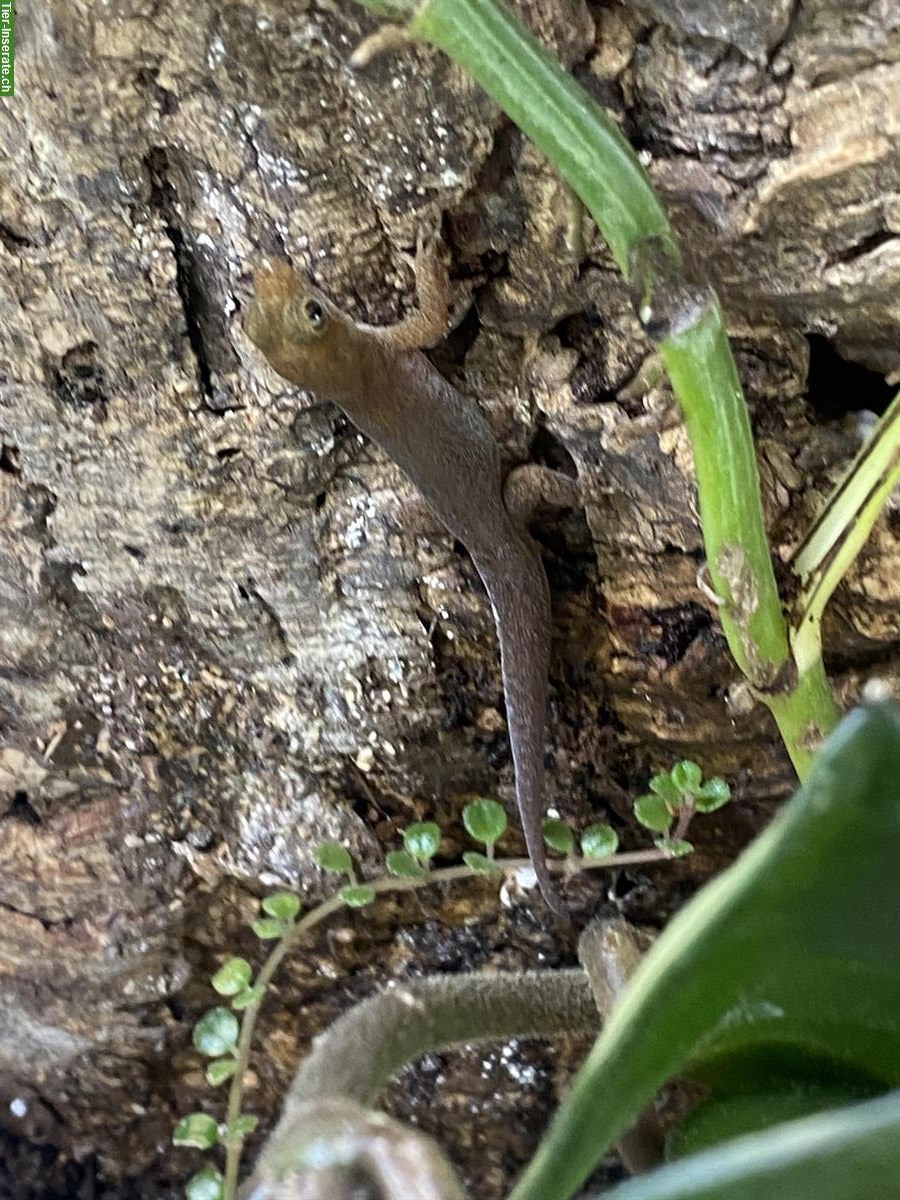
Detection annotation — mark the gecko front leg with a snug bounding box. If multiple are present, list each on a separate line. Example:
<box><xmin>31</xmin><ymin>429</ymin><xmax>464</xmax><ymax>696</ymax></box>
<box><xmin>366</xmin><ymin>234</ymin><xmax>452</xmax><ymax>352</ymax></box>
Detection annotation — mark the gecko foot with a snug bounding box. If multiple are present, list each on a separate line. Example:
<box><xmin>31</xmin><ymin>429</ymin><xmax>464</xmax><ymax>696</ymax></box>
<box><xmin>504</xmin><ymin>464</ymin><xmax>580</xmax><ymax>529</ymax></box>
<box><xmin>349</xmin><ymin>24</ymin><xmax>416</xmax><ymax>69</ymax></box>
<box><xmin>370</xmin><ymin>233</ymin><xmax>452</xmax><ymax>352</ymax></box>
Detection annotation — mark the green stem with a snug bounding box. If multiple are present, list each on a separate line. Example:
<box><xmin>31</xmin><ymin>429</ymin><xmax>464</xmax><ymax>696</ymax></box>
<box><xmin>789</xmin><ymin>391</ymin><xmax>900</xmax><ymax>678</ymax></box>
<box><xmin>660</xmin><ymin>305</ymin><xmax>840</xmax><ymax>774</ymax></box>
<box><xmin>659</xmin><ymin>303</ymin><xmax>788</xmax><ymax>676</ymax></box>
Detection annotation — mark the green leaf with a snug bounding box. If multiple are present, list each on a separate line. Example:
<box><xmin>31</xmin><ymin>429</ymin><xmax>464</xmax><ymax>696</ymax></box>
<box><xmin>231</xmin><ymin>985</ymin><xmax>265</xmax><ymax>1011</ymax></box>
<box><xmin>666</xmin><ymin>1086</ymin><xmax>865</xmax><ymax>1161</ymax></box>
<box><xmin>670</xmin><ymin>760</ymin><xmax>703</xmax><ymax>796</ymax></box>
<box><xmin>403</xmin><ymin>822</ymin><xmax>441</xmax><ymax>862</ymax></box>
<box><xmin>261</xmin><ymin>891</ymin><xmax>301</xmax><ymax>920</ymax></box>
<box><xmin>205</xmin><ymin>1059</ymin><xmax>239</xmax><ymax>1087</ymax></box>
<box><xmin>340</xmin><ymin>884</ymin><xmax>376</xmax><ymax>907</ymax></box>
<box><xmin>600</xmin><ymin>1091</ymin><xmax>900</xmax><ymax>1200</ymax></box>
<box><xmin>509</xmin><ymin>704</ymin><xmax>900</xmax><ymax>1200</ymax></box>
<box><xmin>463</xmin><ymin>798</ymin><xmax>508</xmax><ymax>846</ymax></box>
<box><xmin>695</xmin><ymin>777</ymin><xmax>731</xmax><ymax>813</ymax></box>
<box><xmin>654</xmin><ymin>837</ymin><xmax>693</xmax><ymax>858</ymax></box>
<box><xmin>173</xmin><ymin>1112</ymin><xmax>219</xmax><ymax>1149</ymax></box>
<box><xmin>542</xmin><ymin>818</ymin><xmax>575</xmax><ymax>854</ymax></box>
<box><xmin>185</xmin><ymin>1167</ymin><xmax>224</xmax><ymax>1200</ymax></box>
<box><xmin>649</xmin><ymin>771</ymin><xmax>683</xmax><ymax>806</ymax></box>
<box><xmin>633</xmin><ymin>792</ymin><xmax>672</xmax><ymax>832</ymax></box>
<box><xmin>211</xmin><ymin>957</ymin><xmax>252</xmax><ymax>997</ymax></box>
<box><xmin>224</xmin><ymin>1113</ymin><xmax>259</xmax><ymax>1142</ymax></box>
<box><xmin>580</xmin><ymin>823</ymin><xmax>619</xmax><ymax>860</ymax></box>
<box><xmin>251</xmin><ymin>916</ymin><xmax>287</xmax><ymax>940</ymax></box>
<box><xmin>462</xmin><ymin>850</ymin><xmax>502</xmax><ymax>874</ymax></box>
<box><xmin>385</xmin><ymin>849</ymin><xmax>426</xmax><ymax>879</ymax></box>
<box><xmin>192</xmin><ymin>1008</ymin><xmax>239</xmax><ymax>1058</ymax></box>
<box><xmin>314</xmin><ymin>842</ymin><xmax>353</xmax><ymax>874</ymax></box>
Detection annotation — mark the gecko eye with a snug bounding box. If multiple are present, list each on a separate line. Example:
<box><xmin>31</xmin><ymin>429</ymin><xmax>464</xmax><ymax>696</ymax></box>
<box><xmin>304</xmin><ymin>299</ymin><xmax>325</xmax><ymax>330</ymax></box>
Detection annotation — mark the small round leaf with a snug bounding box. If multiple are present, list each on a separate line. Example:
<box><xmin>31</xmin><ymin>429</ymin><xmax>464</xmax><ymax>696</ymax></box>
<box><xmin>462</xmin><ymin>850</ymin><xmax>501</xmax><ymax>874</ymax></box>
<box><xmin>205</xmin><ymin>1059</ymin><xmax>239</xmax><ymax>1087</ymax></box>
<box><xmin>386</xmin><ymin>849</ymin><xmax>425</xmax><ymax>879</ymax></box>
<box><xmin>542</xmin><ymin>818</ymin><xmax>575</xmax><ymax>855</ymax></box>
<box><xmin>185</xmin><ymin>1167</ymin><xmax>224</xmax><ymax>1200</ymax></box>
<box><xmin>634</xmin><ymin>792</ymin><xmax>672</xmax><ymax>833</ymax></box>
<box><xmin>695</xmin><ymin>777</ymin><xmax>731</xmax><ymax>813</ymax></box>
<box><xmin>654</xmin><ymin>837</ymin><xmax>693</xmax><ymax>858</ymax></box>
<box><xmin>173</xmin><ymin>1112</ymin><xmax>219</xmax><ymax>1149</ymax></box>
<box><xmin>193</xmin><ymin>1008</ymin><xmax>239</xmax><ymax>1058</ymax></box>
<box><xmin>580</xmin><ymin>822</ymin><xmax>619</xmax><ymax>860</ymax></box>
<box><xmin>251</xmin><ymin>916</ymin><xmax>287</xmax><ymax>940</ymax></box>
<box><xmin>225</xmin><ymin>1113</ymin><xmax>259</xmax><ymax>1141</ymax></box>
<box><xmin>315</xmin><ymin>842</ymin><xmax>353</xmax><ymax>874</ymax></box>
<box><xmin>649</xmin><ymin>772</ymin><xmax>682</xmax><ymax>806</ymax></box>
<box><xmin>340</xmin><ymin>884</ymin><xmax>376</xmax><ymax>907</ymax></box>
<box><xmin>671</xmin><ymin>760</ymin><xmax>703</xmax><ymax>796</ymax></box>
<box><xmin>231</xmin><ymin>985</ymin><xmax>265</xmax><ymax>1012</ymax></box>
<box><xmin>261</xmin><ymin>892</ymin><xmax>301</xmax><ymax>921</ymax></box>
<box><xmin>463</xmin><ymin>798</ymin><xmax>507</xmax><ymax>846</ymax></box>
<box><xmin>211</xmin><ymin>957</ymin><xmax>252</xmax><ymax>997</ymax></box>
<box><xmin>403</xmin><ymin>822</ymin><xmax>441</xmax><ymax>862</ymax></box>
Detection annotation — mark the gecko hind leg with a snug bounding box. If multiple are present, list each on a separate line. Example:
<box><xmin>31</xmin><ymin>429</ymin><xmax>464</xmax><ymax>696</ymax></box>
<box><xmin>503</xmin><ymin>464</ymin><xmax>580</xmax><ymax>529</ymax></box>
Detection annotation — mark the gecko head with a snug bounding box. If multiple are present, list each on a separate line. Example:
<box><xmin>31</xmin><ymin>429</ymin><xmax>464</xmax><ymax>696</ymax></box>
<box><xmin>245</xmin><ymin>260</ymin><xmax>343</xmax><ymax>391</ymax></box>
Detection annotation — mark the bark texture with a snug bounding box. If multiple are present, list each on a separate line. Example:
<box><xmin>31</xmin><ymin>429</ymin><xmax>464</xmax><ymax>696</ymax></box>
<box><xmin>0</xmin><ymin>0</ymin><xmax>898</xmax><ymax>1196</ymax></box>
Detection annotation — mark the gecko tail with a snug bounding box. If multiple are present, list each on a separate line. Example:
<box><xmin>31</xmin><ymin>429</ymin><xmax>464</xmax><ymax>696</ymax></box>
<box><xmin>475</xmin><ymin>534</ymin><xmax>569</xmax><ymax>919</ymax></box>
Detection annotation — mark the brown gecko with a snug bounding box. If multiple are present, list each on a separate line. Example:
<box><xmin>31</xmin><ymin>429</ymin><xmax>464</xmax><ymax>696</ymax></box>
<box><xmin>245</xmin><ymin>241</ymin><xmax>576</xmax><ymax>915</ymax></box>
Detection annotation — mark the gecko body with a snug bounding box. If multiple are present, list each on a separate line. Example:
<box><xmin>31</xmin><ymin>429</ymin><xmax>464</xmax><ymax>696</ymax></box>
<box><xmin>246</xmin><ymin>251</ymin><xmax>571</xmax><ymax>915</ymax></box>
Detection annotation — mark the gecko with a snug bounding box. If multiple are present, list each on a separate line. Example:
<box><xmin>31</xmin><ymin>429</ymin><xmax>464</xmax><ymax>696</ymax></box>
<box><xmin>244</xmin><ymin>240</ymin><xmax>577</xmax><ymax>916</ymax></box>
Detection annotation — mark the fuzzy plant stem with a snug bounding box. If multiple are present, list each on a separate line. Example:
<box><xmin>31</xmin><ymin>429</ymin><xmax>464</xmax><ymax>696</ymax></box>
<box><xmin>349</xmin><ymin>0</ymin><xmax>841</xmax><ymax>773</ymax></box>
<box><xmin>250</xmin><ymin>969</ymin><xmax>597</xmax><ymax>1188</ymax></box>
<box><xmin>287</xmin><ymin>968</ymin><xmax>595</xmax><ymax>1106</ymax></box>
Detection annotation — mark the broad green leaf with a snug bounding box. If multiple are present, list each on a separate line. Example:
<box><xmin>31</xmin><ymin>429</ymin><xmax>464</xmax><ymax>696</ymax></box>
<box><xmin>340</xmin><ymin>884</ymin><xmax>376</xmax><ymax>907</ymax></box>
<box><xmin>211</xmin><ymin>957</ymin><xmax>252</xmax><ymax>997</ymax></box>
<box><xmin>602</xmin><ymin>1090</ymin><xmax>900</xmax><ymax>1200</ymax></box>
<box><xmin>173</xmin><ymin>1112</ymin><xmax>219</xmax><ymax>1149</ymax></box>
<box><xmin>386</xmin><ymin>849</ymin><xmax>426</xmax><ymax>878</ymax></box>
<box><xmin>193</xmin><ymin>1008</ymin><xmax>239</xmax><ymax>1058</ymax></box>
<box><xmin>315</xmin><ymin>842</ymin><xmax>353</xmax><ymax>874</ymax></box>
<box><xmin>580</xmin><ymin>823</ymin><xmax>619</xmax><ymax>860</ymax></box>
<box><xmin>403</xmin><ymin>822</ymin><xmax>441</xmax><ymax>862</ymax></box>
<box><xmin>463</xmin><ymin>798</ymin><xmax>508</xmax><ymax>846</ymax></box>
<box><xmin>542</xmin><ymin>818</ymin><xmax>575</xmax><ymax>854</ymax></box>
<box><xmin>510</xmin><ymin>704</ymin><xmax>900</xmax><ymax>1200</ymax></box>
<box><xmin>261</xmin><ymin>892</ymin><xmax>302</xmax><ymax>920</ymax></box>
<box><xmin>666</xmin><ymin>1085</ymin><xmax>867</xmax><ymax>1160</ymax></box>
